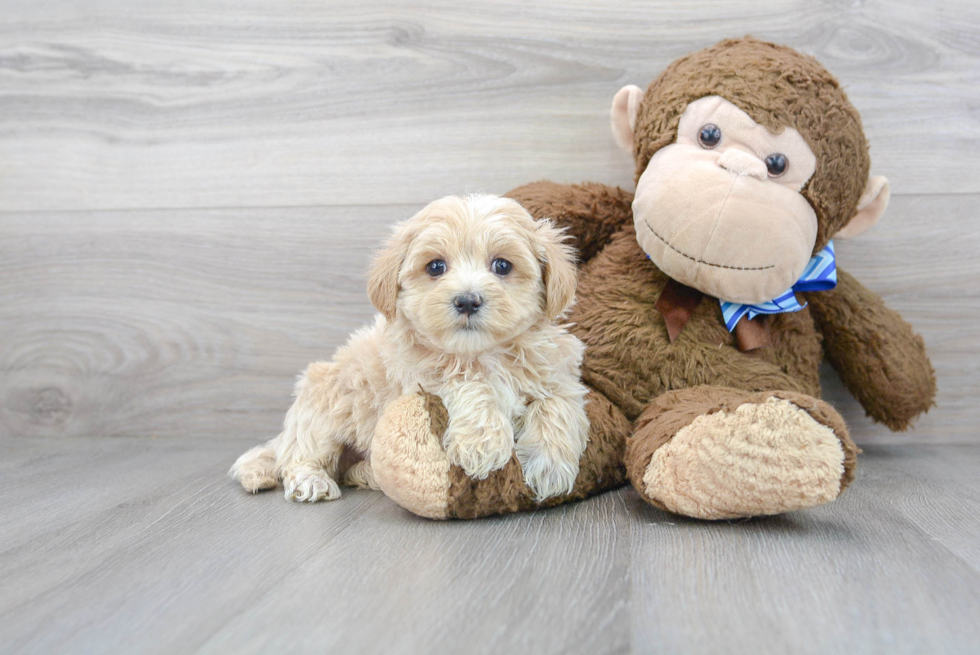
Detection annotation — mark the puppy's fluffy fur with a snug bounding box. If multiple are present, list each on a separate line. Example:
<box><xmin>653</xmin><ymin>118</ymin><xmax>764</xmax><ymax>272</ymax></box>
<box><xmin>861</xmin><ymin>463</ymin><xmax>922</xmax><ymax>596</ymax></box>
<box><xmin>230</xmin><ymin>194</ymin><xmax>590</xmax><ymax>502</ymax></box>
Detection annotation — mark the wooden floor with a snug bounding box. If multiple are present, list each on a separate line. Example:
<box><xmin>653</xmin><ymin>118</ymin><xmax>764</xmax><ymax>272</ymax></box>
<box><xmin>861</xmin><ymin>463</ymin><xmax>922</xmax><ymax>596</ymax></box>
<box><xmin>2</xmin><ymin>1</ymin><xmax>979</xmax><ymax>653</ymax></box>
<box><xmin>1</xmin><ymin>437</ymin><xmax>979</xmax><ymax>655</ymax></box>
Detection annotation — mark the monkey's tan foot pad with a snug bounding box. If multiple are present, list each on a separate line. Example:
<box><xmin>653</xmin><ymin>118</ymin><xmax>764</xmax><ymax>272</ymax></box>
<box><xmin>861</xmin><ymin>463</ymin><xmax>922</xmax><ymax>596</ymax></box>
<box><xmin>371</xmin><ymin>390</ymin><xmax>631</xmax><ymax>519</ymax></box>
<box><xmin>371</xmin><ymin>393</ymin><xmax>454</xmax><ymax>519</ymax></box>
<box><xmin>626</xmin><ymin>387</ymin><xmax>858</xmax><ymax>520</ymax></box>
<box><xmin>371</xmin><ymin>392</ymin><xmax>539</xmax><ymax>520</ymax></box>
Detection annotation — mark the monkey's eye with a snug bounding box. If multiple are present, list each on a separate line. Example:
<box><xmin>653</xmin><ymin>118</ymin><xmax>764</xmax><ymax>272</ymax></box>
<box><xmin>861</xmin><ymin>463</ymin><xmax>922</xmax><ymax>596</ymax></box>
<box><xmin>698</xmin><ymin>124</ymin><xmax>722</xmax><ymax>149</ymax></box>
<box><xmin>425</xmin><ymin>259</ymin><xmax>447</xmax><ymax>277</ymax></box>
<box><xmin>491</xmin><ymin>258</ymin><xmax>512</xmax><ymax>276</ymax></box>
<box><xmin>765</xmin><ymin>153</ymin><xmax>788</xmax><ymax>177</ymax></box>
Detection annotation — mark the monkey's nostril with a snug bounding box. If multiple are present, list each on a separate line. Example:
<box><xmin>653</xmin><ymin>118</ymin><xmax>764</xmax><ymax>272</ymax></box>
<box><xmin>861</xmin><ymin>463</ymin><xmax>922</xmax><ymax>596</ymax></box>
<box><xmin>453</xmin><ymin>293</ymin><xmax>482</xmax><ymax>316</ymax></box>
<box><xmin>717</xmin><ymin>148</ymin><xmax>768</xmax><ymax>180</ymax></box>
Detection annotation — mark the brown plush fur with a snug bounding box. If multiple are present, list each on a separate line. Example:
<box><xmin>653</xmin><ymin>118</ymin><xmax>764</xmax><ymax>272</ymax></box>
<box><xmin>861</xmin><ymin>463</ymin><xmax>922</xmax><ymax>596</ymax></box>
<box><xmin>510</xmin><ymin>181</ymin><xmax>635</xmax><ymax>263</ymax></box>
<box><xmin>571</xmin><ymin>222</ymin><xmax>825</xmax><ymax>421</ymax></box>
<box><xmin>632</xmin><ymin>36</ymin><xmax>869</xmax><ymax>251</ymax></box>
<box><xmin>372</xmin><ymin>37</ymin><xmax>936</xmax><ymax>520</ymax></box>
<box><xmin>805</xmin><ymin>270</ymin><xmax>937</xmax><ymax>431</ymax></box>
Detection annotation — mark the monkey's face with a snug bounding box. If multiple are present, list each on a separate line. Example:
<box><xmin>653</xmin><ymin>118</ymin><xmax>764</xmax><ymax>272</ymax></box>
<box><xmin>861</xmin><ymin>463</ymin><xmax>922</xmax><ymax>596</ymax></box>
<box><xmin>632</xmin><ymin>96</ymin><xmax>819</xmax><ymax>304</ymax></box>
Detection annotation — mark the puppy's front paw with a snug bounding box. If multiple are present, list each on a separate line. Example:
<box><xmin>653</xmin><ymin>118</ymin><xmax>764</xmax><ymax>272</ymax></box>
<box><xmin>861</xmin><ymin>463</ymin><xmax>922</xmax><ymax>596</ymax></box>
<box><xmin>443</xmin><ymin>415</ymin><xmax>514</xmax><ymax>479</ymax></box>
<box><xmin>516</xmin><ymin>444</ymin><xmax>580</xmax><ymax>501</ymax></box>
<box><xmin>516</xmin><ymin>395</ymin><xmax>589</xmax><ymax>501</ymax></box>
<box><xmin>283</xmin><ymin>468</ymin><xmax>341</xmax><ymax>503</ymax></box>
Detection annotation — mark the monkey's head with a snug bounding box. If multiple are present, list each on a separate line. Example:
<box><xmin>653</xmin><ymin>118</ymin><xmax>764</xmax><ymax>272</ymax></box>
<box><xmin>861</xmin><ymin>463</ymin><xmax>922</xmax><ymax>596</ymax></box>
<box><xmin>611</xmin><ymin>37</ymin><xmax>889</xmax><ymax>304</ymax></box>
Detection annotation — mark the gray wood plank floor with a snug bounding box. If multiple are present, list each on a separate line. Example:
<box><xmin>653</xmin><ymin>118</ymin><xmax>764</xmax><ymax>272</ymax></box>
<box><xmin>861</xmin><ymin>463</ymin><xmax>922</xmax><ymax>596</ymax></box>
<box><xmin>2</xmin><ymin>1</ymin><xmax>978</xmax><ymax>653</ymax></box>
<box><xmin>1</xmin><ymin>437</ymin><xmax>979</xmax><ymax>655</ymax></box>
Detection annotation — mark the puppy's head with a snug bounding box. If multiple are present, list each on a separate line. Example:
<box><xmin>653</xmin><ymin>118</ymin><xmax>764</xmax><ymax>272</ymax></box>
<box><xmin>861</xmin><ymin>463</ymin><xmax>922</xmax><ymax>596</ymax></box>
<box><xmin>368</xmin><ymin>194</ymin><xmax>577</xmax><ymax>355</ymax></box>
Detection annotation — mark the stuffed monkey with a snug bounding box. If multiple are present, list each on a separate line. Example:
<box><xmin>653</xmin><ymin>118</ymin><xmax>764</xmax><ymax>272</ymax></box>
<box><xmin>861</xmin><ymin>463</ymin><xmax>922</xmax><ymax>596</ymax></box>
<box><xmin>369</xmin><ymin>37</ymin><xmax>936</xmax><ymax>520</ymax></box>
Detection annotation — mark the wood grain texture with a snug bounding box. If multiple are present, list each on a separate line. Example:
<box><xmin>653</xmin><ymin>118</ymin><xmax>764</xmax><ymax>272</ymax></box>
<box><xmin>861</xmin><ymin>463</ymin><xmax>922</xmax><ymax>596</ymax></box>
<box><xmin>2</xmin><ymin>195</ymin><xmax>975</xmax><ymax>444</ymax></box>
<box><xmin>0</xmin><ymin>204</ymin><xmax>404</xmax><ymax>440</ymax></box>
<box><xmin>0</xmin><ymin>0</ymin><xmax>978</xmax><ymax>212</ymax></box>
<box><xmin>628</xmin><ymin>447</ymin><xmax>980</xmax><ymax>655</ymax></box>
<box><xmin>1</xmin><ymin>436</ymin><xmax>978</xmax><ymax>654</ymax></box>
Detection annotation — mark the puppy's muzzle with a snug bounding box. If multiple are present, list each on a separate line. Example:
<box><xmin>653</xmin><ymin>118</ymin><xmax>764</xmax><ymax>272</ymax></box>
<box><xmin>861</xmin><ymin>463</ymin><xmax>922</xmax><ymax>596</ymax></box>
<box><xmin>453</xmin><ymin>293</ymin><xmax>483</xmax><ymax>317</ymax></box>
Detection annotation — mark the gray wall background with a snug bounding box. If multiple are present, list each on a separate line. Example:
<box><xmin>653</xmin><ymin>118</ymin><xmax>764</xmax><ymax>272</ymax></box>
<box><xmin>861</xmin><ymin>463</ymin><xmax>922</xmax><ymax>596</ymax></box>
<box><xmin>2</xmin><ymin>0</ymin><xmax>977</xmax><ymax>445</ymax></box>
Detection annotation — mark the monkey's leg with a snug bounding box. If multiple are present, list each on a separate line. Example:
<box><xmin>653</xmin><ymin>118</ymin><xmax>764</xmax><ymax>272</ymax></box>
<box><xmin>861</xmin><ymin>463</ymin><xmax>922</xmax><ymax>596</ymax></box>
<box><xmin>625</xmin><ymin>386</ymin><xmax>858</xmax><ymax>520</ymax></box>
<box><xmin>505</xmin><ymin>181</ymin><xmax>634</xmax><ymax>264</ymax></box>
<box><xmin>371</xmin><ymin>390</ymin><xmax>630</xmax><ymax>519</ymax></box>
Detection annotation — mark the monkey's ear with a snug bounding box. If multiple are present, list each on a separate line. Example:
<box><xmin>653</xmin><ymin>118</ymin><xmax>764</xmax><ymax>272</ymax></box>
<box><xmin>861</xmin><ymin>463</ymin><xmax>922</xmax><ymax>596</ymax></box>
<box><xmin>610</xmin><ymin>84</ymin><xmax>644</xmax><ymax>153</ymax></box>
<box><xmin>836</xmin><ymin>176</ymin><xmax>890</xmax><ymax>239</ymax></box>
<box><xmin>535</xmin><ymin>220</ymin><xmax>578</xmax><ymax>320</ymax></box>
<box><xmin>367</xmin><ymin>223</ymin><xmax>413</xmax><ymax>320</ymax></box>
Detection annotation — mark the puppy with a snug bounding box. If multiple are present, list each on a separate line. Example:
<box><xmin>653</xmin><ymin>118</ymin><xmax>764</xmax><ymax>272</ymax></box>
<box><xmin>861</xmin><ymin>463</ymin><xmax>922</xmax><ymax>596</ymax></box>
<box><xmin>230</xmin><ymin>194</ymin><xmax>590</xmax><ymax>502</ymax></box>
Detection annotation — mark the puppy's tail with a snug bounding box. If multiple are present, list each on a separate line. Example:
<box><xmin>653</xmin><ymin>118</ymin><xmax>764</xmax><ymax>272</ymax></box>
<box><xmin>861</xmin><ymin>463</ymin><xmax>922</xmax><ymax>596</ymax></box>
<box><xmin>229</xmin><ymin>440</ymin><xmax>279</xmax><ymax>493</ymax></box>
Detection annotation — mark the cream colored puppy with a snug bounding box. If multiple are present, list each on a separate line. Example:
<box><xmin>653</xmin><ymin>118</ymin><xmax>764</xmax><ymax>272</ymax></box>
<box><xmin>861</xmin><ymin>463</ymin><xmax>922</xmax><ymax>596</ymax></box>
<box><xmin>230</xmin><ymin>194</ymin><xmax>590</xmax><ymax>503</ymax></box>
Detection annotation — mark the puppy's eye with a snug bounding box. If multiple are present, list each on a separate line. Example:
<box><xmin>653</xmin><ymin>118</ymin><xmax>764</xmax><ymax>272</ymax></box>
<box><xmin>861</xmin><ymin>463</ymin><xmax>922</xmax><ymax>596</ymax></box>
<box><xmin>425</xmin><ymin>259</ymin><xmax>447</xmax><ymax>277</ymax></box>
<box><xmin>491</xmin><ymin>258</ymin><xmax>512</xmax><ymax>276</ymax></box>
<box><xmin>698</xmin><ymin>124</ymin><xmax>722</xmax><ymax>149</ymax></box>
<box><xmin>765</xmin><ymin>153</ymin><xmax>788</xmax><ymax>177</ymax></box>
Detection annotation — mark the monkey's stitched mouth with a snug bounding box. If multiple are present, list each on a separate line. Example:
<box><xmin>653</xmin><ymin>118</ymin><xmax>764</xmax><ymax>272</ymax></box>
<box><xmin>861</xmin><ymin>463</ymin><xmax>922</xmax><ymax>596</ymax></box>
<box><xmin>641</xmin><ymin>219</ymin><xmax>775</xmax><ymax>271</ymax></box>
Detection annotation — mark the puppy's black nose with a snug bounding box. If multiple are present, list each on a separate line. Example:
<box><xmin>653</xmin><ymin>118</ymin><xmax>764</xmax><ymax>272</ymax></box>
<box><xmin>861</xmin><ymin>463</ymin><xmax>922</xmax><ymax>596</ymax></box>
<box><xmin>453</xmin><ymin>293</ymin><xmax>482</xmax><ymax>316</ymax></box>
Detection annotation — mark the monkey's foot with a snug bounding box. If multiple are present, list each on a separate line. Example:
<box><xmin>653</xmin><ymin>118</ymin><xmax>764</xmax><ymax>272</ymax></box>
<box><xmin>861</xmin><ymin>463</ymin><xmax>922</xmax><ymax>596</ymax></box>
<box><xmin>626</xmin><ymin>387</ymin><xmax>858</xmax><ymax>520</ymax></box>
<box><xmin>372</xmin><ymin>390</ymin><xmax>630</xmax><ymax>520</ymax></box>
<box><xmin>371</xmin><ymin>393</ymin><xmax>454</xmax><ymax>519</ymax></box>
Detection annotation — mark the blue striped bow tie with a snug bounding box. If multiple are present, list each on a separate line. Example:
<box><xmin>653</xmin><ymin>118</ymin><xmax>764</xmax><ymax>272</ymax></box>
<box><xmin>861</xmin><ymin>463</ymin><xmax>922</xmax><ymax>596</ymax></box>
<box><xmin>719</xmin><ymin>241</ymin><xmax>838</xmax><ymax>332</ymax></box>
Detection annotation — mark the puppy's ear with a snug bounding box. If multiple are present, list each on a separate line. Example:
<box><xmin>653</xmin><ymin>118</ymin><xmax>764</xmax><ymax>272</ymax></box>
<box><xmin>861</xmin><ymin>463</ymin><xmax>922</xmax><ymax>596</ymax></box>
<box><xmin>368</xmin><ymin>222</ymin><xmax>414</xmax><ymax>321</ymax></box>
<box><xmin>535</xmin><ymin>219</ymin><xmax>578</xmax><ymax>320</ymax></box>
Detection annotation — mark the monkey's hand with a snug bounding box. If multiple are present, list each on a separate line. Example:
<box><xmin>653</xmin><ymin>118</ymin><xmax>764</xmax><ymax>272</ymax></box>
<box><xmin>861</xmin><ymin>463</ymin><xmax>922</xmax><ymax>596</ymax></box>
<box><xmin>805</xmin><ymin>267</ymin><xmax>936</xmax><ymax>431</ymax></box>
<box><xmin>505</xmin><ymin>181</ymin><xmax>634</xmax><ymax>264</ymax></box>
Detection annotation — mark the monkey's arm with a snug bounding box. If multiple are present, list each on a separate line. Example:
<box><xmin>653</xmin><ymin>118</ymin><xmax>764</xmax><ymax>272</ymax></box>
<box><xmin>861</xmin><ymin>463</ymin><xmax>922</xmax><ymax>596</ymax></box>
<box><xmin>506</xmin><ymin>181</ymin><xmax>634</xmax><ymax>263</ymax></box>
<box><xmin>805</xmin><ymin>268</ymin><xmax>936</xmax><ymax>431</ymax></box>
